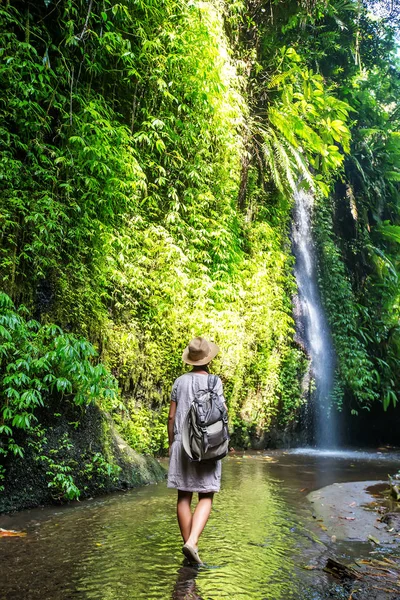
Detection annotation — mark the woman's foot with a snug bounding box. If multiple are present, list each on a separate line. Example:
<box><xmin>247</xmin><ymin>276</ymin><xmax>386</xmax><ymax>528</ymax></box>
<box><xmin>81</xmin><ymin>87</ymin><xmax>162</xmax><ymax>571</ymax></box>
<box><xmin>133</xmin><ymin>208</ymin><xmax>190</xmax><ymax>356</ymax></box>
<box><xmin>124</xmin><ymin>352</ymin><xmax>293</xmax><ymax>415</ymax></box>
<box><xmin>182</xmin><ymin>542</ymin><xmax>203</xmax><ymax>565</ymax></box>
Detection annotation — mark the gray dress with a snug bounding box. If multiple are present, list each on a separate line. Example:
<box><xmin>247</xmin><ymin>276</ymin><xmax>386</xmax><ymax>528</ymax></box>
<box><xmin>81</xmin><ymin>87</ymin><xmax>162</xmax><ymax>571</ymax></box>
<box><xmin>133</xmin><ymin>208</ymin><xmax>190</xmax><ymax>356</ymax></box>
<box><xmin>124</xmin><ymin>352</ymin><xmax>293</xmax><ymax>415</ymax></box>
<box><xmin>167</xmin><ymin>372</ymin><xmax>223</xmax><ymax>493</ymax></box>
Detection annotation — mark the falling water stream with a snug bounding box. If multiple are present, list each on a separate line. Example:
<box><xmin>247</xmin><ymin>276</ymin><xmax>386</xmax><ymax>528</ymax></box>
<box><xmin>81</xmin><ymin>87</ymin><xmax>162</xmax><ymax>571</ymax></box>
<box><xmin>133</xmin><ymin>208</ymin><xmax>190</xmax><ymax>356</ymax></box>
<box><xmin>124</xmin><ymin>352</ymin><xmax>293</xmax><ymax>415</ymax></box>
<box><xmin>292</xmin><ymin>187</ymin><xmax>336</xmax><ymax>447</ymax></box>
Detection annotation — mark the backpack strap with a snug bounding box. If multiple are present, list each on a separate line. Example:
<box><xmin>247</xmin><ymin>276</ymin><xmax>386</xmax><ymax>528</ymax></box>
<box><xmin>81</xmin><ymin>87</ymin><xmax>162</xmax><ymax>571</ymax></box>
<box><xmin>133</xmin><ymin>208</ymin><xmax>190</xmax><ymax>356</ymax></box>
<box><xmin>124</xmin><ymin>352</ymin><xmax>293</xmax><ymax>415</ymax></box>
<box><xmin>198</xmin><ymin>375</ymin><xmax>217</xmax><ymax>454</ymax></box>
<box><xmin>208</xmin><ymin>374</ymin><xmax>226</xmax><ymax>423</ymax></box>
<box><xmin>207</xmin><ymin>374</ymin><xmax>218</xmax><ymax>391</ymax></box>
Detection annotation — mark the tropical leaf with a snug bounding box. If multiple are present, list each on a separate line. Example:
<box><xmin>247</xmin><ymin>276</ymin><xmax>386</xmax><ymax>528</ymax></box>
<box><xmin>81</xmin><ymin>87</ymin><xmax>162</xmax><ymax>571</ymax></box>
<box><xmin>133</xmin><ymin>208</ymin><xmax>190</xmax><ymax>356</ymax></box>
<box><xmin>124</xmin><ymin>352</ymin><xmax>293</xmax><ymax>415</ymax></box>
<box><xmin>384</xmin><ymin>171</ymin><xmax>400</xmax><ymax>182</ymax></box>
<box><xmin>377</xmin><ymin>224</ymin><xmax>400</xmax><ymax>245</ymax></box>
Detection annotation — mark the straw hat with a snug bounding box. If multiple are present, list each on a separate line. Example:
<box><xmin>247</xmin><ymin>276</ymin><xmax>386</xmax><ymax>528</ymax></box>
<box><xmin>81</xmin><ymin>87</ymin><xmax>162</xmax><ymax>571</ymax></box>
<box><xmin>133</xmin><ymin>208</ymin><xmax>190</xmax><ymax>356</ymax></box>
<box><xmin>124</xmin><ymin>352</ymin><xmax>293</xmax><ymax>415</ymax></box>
<box><xmin>182</xmin><ymin>337</ymin><xmax>219</xmax><ymax>366</ymax></box>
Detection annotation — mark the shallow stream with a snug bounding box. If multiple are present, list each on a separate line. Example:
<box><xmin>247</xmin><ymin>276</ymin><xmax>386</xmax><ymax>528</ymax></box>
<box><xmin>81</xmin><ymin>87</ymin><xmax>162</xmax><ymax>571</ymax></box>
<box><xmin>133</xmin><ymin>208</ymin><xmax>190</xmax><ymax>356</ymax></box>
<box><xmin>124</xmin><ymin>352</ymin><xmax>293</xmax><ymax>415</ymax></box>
<box><xmin>1</xmin><ymin>450</ymin><xmax>399</xmax><ymax>600</ymax></box>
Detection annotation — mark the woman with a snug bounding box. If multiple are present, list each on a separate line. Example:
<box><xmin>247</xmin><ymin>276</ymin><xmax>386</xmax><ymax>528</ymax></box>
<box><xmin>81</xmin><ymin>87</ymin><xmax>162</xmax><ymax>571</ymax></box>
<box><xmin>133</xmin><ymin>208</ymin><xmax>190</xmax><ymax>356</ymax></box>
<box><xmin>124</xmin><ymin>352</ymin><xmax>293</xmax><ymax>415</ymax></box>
<box><xmin>167</xmin><ymin>337</ymin><xmax>225</xmax><ymax>565</ymax></box>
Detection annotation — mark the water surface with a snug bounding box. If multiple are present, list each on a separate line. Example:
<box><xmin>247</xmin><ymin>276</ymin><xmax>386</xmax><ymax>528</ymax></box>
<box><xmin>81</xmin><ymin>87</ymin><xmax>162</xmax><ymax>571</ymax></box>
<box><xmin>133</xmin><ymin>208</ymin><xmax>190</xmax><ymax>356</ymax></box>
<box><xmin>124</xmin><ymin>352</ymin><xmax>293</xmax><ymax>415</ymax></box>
<box><xmin>1</xmin><ymin>450</ymin><xmax>398</xmax><ymax>600</ymax></box>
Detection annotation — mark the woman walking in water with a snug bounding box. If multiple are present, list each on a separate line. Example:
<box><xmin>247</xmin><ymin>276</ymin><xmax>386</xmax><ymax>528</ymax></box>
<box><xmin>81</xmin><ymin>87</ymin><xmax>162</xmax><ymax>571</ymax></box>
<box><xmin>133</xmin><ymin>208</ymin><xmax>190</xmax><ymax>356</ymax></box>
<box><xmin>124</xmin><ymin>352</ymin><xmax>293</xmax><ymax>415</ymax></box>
<box><xmin>167</xmin><ymin>337</ymin><xmax>225</xmax><ymax>565</ymax></box>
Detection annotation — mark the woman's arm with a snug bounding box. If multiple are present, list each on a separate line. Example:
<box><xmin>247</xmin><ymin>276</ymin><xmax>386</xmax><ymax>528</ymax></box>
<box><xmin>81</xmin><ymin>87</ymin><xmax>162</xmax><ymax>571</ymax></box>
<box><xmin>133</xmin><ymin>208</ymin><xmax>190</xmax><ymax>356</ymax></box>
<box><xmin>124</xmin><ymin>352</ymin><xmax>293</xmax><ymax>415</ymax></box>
<box><xmin>167</xmin><ymin>399</ymin><xmax>177</xmax><ymax>456</ymax></box>
<box><xmin>216</xmin><ymin>376</ymin><xmax>228</xmax><ymax>412</ymax></box>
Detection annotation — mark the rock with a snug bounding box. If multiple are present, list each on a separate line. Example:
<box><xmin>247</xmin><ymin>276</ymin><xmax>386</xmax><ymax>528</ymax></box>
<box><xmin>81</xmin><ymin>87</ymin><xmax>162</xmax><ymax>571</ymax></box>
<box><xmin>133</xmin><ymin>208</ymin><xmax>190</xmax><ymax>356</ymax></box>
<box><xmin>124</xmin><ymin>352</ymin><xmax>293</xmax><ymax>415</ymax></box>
<box><xmin>307</xmin><ymin>481</ymin><xmax>397</xmax><ymax>544</ymax></box>
<box><xmin>323</xmin><ymin>558</ymin><xmax>360</xmax><ymax>580</ymax></box>
<box><xmin>380</xmin><ymin>512</ymin><xmax>400</xmax><ymax>532</ymax></box>
<box><xmin>0</xmin><ymin>405</ymin><xmax>165</xmax><ymax>513</ymax></box>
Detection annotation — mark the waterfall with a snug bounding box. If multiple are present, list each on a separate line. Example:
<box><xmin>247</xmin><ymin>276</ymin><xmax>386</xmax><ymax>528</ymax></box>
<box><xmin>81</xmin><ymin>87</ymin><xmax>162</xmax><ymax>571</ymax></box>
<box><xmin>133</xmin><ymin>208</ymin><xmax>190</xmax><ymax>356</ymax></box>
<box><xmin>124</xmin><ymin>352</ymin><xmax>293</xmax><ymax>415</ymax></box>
<box><xmin>291</xmin><ymin>187</ymin><xmax>337</xmax><ymax>448</ymax></box>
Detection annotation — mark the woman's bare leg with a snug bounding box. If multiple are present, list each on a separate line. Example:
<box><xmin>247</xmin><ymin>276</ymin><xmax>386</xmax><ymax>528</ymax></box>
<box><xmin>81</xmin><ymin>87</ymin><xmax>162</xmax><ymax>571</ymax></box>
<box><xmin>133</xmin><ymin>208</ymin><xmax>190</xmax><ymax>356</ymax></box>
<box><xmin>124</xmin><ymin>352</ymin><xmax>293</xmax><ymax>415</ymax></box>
<box><xmin>177</xmin><ymin>490</ymin><xmax>193</xmax><ymax>543</ymax></box>
<box><xmin>185</xmin><ymin>492</ymin><xmax>214</xmax><ymax>548</ymax></box>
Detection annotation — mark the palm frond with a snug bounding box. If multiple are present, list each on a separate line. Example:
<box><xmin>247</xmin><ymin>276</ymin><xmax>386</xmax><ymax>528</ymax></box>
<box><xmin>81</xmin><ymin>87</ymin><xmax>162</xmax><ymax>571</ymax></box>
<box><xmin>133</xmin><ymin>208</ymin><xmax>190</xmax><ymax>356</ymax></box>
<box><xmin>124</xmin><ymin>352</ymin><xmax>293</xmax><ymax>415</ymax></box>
<box><xmin>285</xmin><ymin>142</ymin><xmax>315</xmax><ymax>191</ymax></box>
<box><xmin>272</xmin><ymin>135</ymin><xmax>296</xmax><ymax>193</ymax></box>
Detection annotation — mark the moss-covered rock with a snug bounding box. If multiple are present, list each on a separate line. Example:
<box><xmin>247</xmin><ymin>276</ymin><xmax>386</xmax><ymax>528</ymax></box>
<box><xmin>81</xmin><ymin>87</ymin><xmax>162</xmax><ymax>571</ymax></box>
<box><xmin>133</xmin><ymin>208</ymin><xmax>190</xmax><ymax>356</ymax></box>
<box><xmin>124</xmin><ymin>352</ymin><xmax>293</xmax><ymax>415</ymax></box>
<box><xmin>0</xmin><ymin>405</ymin><xmax>165</xmax><ymax>514</ymax></box>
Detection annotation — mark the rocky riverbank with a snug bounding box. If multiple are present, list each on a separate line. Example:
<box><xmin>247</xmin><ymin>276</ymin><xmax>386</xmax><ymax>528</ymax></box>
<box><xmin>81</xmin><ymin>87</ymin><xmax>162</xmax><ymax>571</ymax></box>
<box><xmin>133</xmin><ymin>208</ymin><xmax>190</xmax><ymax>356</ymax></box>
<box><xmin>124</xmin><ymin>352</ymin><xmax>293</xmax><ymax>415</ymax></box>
<box><xmin>308</xmin><ymin>479</ymin><xmax>400</xmax><ymax>600</ymax></box>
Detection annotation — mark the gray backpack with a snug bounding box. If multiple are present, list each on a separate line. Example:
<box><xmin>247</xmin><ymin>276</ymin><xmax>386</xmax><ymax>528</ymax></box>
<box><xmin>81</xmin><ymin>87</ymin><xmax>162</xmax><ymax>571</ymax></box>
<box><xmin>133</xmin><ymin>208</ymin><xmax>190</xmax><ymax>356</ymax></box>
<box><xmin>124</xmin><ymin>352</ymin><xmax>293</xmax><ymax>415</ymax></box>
<box><xmin>182</xmin><ymin>374</ymin><xmax>229</xmax><ymax>462</ymax></box>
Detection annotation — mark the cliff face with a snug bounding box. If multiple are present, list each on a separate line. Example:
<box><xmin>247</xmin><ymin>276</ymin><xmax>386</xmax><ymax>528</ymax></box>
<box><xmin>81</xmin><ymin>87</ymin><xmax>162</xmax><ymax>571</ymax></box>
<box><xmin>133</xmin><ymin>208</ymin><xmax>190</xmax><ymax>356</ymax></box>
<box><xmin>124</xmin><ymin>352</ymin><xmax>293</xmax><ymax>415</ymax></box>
<box><xmin>0</xmin><ymin>0</ymin><xmax>399</xmax><ymax>507</ymax></box>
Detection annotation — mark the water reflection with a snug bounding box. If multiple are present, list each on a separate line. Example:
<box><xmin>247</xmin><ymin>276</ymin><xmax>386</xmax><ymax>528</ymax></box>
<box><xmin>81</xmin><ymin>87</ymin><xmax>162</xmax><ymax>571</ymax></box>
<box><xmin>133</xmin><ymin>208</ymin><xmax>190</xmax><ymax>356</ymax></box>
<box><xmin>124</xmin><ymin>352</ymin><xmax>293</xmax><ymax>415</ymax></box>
<box><xmin>0</xmin><ymin>452</ymin><xmax>398</xmax><ymax>600</ymax></box>
<box><xmin>172</xmin><ymin>565</ymin><xmax>203</xmax><ymax>600</ymax></box>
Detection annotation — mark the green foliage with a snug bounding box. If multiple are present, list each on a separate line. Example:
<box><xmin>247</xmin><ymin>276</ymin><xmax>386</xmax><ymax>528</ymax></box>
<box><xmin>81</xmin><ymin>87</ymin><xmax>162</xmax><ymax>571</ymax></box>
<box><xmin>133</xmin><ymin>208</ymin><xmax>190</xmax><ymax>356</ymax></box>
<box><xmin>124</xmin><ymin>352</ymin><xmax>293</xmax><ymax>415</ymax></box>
<box><xmin>105</xmin><ymin>199</ymin><xmax>299</xmax><ymax>452</ymax></box>
<box><xmin>314</xmin><ymin>197</ymin><xmax>377</xmax><ymax>409</ymax></box>
<box><xmin>0</xmin><ymin>0</ymin><xmax>306</xmax><ymax>462</ymax></box>
<box><xmin>256</xmin><ymin>47</ymin><xmax>352</xmax><ymax>197</ymax></box>
<box><xmin>0</xmin><ymin>292</ymin><xmax>117</xmax><ymax>459</ymax></box>
<box><xmin>28</xmin><ymin>427</ymin><xmax>121</xmax><ymax>501</ymax></box>
<box><xmin>324</xmin><ymin>25</ymin><xmax>400</xmax><ymax>411</ymax></box>
<box><xmin>115</xmin><ymin>405</ymin><xmax>169</xmax><ymax>456</ymax></box>
<box><xmin>252</xmin><ymin>0</ymin><xmax>400</xmax><ymax>413</ymax></box>
<box><xmin>82</xmin><ymin>452</ymin><xmax>121</xmax><ymax>486</ymax></box>
<box><xmin>0</xmin><ymin>464</ymin><xmax>5</xmax><ymax>492</ymax></box>
<box><xmin>41</xmin><ymin>432</ymin><xmax>82</xmax><ymax>502</ymax></box>
<box><xmin>0</xmin><ymin>0</ymin><xmax>399</xmax><ymax>473</ymax></box>
<box><xmin>278</xmin><ymin>347</ymin><xmax>308</xmax><ymax>423</ymax></box>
